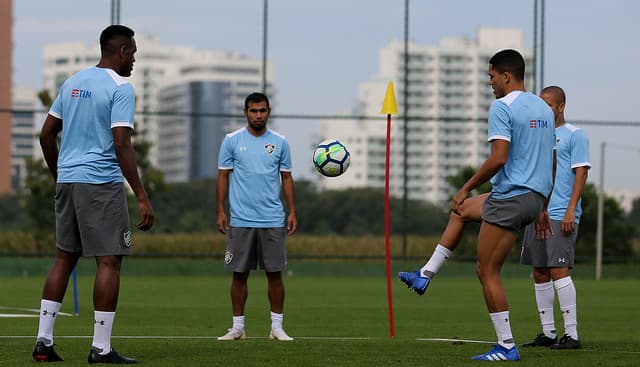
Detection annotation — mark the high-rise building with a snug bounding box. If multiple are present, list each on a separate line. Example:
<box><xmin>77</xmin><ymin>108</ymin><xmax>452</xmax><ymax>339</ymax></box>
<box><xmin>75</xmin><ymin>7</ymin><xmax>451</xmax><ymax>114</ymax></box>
<box><xmin>157</xmin><ymin>59</ymin><xmax>273</xmax><ymax>183</ymax></box>
<box><xmin>42</xmin><ymin>34</ymin><xmax>271</xmax><ymax>176</ymax></box>
<box><xmin>11</xmin><ymin>86</ymin><xmax>39</xmax><ymax>190</ymax></box>
<box><xmin>0</xmin><ymin>0</ymin><xmax>13</xmax><ymax>194</ymax></box>
<box><xmin>318</xmin><ymin>28</ymin><xmax>532</xmax><ymax>205</ymax></box>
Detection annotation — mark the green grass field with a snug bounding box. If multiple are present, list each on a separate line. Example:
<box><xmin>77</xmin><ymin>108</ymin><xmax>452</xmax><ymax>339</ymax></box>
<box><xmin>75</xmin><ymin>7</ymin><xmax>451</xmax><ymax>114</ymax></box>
<box><xmin>1</xmin><ymin>258</ymin><xmax>639</xmax><ymax>366</ymax></box>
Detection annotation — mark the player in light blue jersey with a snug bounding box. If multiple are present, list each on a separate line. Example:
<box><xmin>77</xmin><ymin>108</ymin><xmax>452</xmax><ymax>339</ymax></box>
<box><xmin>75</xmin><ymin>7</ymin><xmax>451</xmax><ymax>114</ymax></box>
<box><xmin>216</xmin><ymin>92</ymin><xmax>298</xmax><ymax>341</ymax></box>
<box><xmin>400</xmin><ymin>49</ymin><xmax>555</xmax><ymax>362</ymax></box>
<box><xmin>33</xmin><ymin>25</ymin><xmax>153</xmax><ymax>364</ymax></box>
<box><xmin>454</xmin><ymin>49</ymin><xmax>555</xmax><ymax>361</ymax></box>
<box><xmin>521</xmin><ymin>86</ymin><xmax>590</xmax><ymax>350</ymax></box>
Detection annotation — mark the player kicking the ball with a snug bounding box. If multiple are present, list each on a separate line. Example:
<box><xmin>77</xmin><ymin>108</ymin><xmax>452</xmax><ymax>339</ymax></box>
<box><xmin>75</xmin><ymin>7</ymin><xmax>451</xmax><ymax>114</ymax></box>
<box><xmin>400</xmin><ymin>49</ymin><xmax>555</xmax><ymax>361</ymax></box>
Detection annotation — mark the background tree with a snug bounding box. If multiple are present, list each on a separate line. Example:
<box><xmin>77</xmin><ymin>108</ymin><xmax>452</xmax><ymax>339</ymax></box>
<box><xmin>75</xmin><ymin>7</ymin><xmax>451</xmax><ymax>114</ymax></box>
<box><xmin>21</xmin><ymin>158</ymin><xmax>56</xmax><ymax>237</ymax></box>
<box><xmin>37</xmin><ymin>89</ymin><xmax>52</xmax><ymax>109</ymax></box>
<box><xmin>446</xmin><ymin>166</ymin><xmax>492</xmax><ymax>196</ymax></box>
<box><xmin>0</xmin><ymin>194</ymin><xmax>22</xmax><ymax>230</ymax></box>
<box><xmin>147</xmin><ymin>179</ymin><xmax>450</xmax><ymax>236</ymax></box>
<box><xmin>126</xmin><ymin>130</ymin><xmax>168</xmax><ymax>230</ymax></box>
<box><xmin>626</xmin><ymin>197</ymin><xmax>640</xmax><ymax>239</ymax></box>
<box><xmin>150</xmin><ymin>178</ymin><xmax>216</xmax><ymax>233</ymax></box>
<box><xmin>18</xmin><ymin>90</ymin><xmax>57</xmax><ymax>238</ymax></box>
<box><xmin>290</xmin><ymin>181</ymin><xmax>449</xmax><ymax>236</ymax></box>
<box><xmin>578</xmin><ymin>183</ymin><xmax>635</xmax><ymax>261</ymax></box>
<box><xmin>131</xmin><ymin>128</ymin><xmax>166</xmax><ymax>198</ymax></box>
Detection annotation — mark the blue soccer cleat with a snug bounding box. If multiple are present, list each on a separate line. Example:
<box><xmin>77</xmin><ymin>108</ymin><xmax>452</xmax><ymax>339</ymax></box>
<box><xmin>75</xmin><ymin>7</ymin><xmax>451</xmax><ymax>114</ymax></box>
<box><xmin>398</xmin><ymin>270</ymin><xmax>431</xmax><ymax>295</ymax></box>
<box><xmin>471</xmin><ymin>344</ymin><xmax>521</xmax><ymax>361</ymax></box>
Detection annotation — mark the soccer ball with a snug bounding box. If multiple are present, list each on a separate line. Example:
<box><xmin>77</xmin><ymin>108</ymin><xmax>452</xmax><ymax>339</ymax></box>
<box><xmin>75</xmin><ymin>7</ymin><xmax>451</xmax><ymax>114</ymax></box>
<box><xmin>313</xmin><ymin>139</ymin><xmax>351</xmax><ymax>177</ymax></box>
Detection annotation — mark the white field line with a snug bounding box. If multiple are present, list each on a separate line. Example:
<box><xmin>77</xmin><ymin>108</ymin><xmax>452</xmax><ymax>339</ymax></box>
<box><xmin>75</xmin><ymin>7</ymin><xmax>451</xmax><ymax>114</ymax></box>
<box><xmin>0</xmin><ymin>335</ymin><xmax>373</xmax><ymax>340</ymax></box>
<box><xmin>0</xmin><ymin>314</ymin><xmax>40</xmax><ymax>318</ymax></box>
<box><xmin>1</xmin><ymin>334</ymin><xmax>638</xmax><ymax>354</ymax></box>
<box><xmin>416</xmin><ymin>338</ymin><xmax>640</xmax><ymax>355</ymax></box>
<box><xmin>0</xmin><ymin>306</ymin><xmax>73</xmax><ymax>317</ymax></box>
<box><xmin>417</xmin><ymin>337</ymin><xmax>494</xmax><ymax>344</ymax></box>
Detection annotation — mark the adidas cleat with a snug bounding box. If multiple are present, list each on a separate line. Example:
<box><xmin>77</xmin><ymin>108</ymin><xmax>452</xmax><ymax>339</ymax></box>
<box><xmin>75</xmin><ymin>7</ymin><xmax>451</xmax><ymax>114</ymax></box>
<box><xmin>398</xmin><ymin>270</ymin><xmax>431</xmax><ymax>295</ymax></box>
<box><xmin>471</xmin><ymin>344</ymin><xmax>521</xmax><ymax>361</ymax></box>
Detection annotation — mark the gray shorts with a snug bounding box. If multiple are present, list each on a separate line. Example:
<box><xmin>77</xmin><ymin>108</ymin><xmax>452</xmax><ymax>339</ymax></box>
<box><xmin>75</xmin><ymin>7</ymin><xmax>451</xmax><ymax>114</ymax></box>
<box><xmin>520</xmin><ymin>220</ymin><xmax>578</xmax><ymax>267</ymax></box>
<box><xmin>55</xmin><ymin>183</ymin><xmax>132</xmax><ymax>256</ymax></box>
<box><xmin>482</xmin><ymin>191</ymin><xmax>545</xmax><ymax>232</ymax></box>
<box><xmin>224</xmin><ymin>227</ymin><xmax>287</xmax><ymax>272</ymax></box>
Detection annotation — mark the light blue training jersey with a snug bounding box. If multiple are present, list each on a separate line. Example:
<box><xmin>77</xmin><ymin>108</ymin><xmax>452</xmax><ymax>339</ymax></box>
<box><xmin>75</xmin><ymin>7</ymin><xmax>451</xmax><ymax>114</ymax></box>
<box><xmin>548</xmin><ymin>123</ymin><xmax>591</xmax><ymax>222</ymax></box>
<box><xmin>49</xmin><ymin>67</ymin><xmax>135</xmax><ymax>184</ymax></box>
<box><xmin>488</xmin><ymin>91</ymin><xmax>556</xmax><ymax>199</ymax></box>
<box><xmin>218</xmin><ymin>127</ymin><xmax>292</xmax><ymax>228</ymax></box>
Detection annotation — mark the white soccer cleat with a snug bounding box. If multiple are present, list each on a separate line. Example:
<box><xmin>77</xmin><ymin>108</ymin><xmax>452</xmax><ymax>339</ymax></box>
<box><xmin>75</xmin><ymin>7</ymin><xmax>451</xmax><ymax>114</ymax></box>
<box><xmin>217</xmin><ymin>328</ymin><xmax>246</xmax><ymax>340</ymax></box>
<box><xmin>269</xmin><ymin>328</ymin><xmax>294</xmax><ymax>341</ymax></box>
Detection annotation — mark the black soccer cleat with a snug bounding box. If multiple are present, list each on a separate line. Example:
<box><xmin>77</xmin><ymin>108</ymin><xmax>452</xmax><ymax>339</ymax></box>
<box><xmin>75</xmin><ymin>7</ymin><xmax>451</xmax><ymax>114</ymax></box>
<box><xmin>550</xmin><ymin>334</ymin><xmax>582</xmax><ymax>350</ymax></box>
<box><xmin>88</xmin><ymin>347</ymin><xmax>138</xmax><ymax>364</ymax></box>
<box><xmin>522</xmin><ymin>333</ymin><xmax>557</xmax><ymax>347</ymax></box>
<box><xmin>32</xmin><ymin>340</ymin><xmax>64</xmax><ymax>362</ymax></box>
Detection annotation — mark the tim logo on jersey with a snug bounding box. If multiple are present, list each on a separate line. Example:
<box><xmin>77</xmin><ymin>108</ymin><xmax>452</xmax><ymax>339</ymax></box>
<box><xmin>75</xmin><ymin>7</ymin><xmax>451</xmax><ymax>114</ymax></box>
<box><xmin>529</xmin><ymin>119</ymin><xmax>549</xmax><ymax>129</ymax></box>
<box><xmin>71</xmin><ymin>89</ymin><xmax>92</xmax><ymax>99</ymax></box>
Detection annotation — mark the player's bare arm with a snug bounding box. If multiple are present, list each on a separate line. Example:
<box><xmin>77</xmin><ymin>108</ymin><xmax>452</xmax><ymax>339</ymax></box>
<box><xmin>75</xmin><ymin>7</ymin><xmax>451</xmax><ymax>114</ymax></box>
<box><xmin>562</xmin><ymin>166</ymin><xmax>589</xmax><ymax>234</ymax></box>
<box><xmin>281</xmin><ymin>171</ymin><xmax>297</xmax><ymax>235</ymax></box>
<box><xmin>113</xmin><ymin>126</ymin><xmax>154</xmax><ymax>231</ymax></box>
<box><xmin>216</xmin><ymin>169</ymin><xmax>230</xmax><ymax>234</ymax></box>
<box><xmin>451</xmin><ymin>139</ymin><xmax>508</xmax><ymax>214</ymax></box>
<box><xmin>39</xmin><ymin>114</ymin><xmax>63</xmax><ymax>181</ymax></box>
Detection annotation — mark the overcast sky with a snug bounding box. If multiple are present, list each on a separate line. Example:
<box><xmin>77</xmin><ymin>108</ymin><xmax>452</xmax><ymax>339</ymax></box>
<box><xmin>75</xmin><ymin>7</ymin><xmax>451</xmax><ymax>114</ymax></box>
<box><xmin>12</xmin><ymin>0</ymin><xmax>640</xmax><ymax>191</ymax></box>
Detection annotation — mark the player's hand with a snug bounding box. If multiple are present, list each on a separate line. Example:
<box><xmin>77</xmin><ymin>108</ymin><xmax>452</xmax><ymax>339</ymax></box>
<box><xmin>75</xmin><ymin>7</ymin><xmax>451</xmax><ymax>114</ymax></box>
<box><xmin>216</xmin><ymin>212</ymin><xmax>228</xmax><ymax>234</ymax></box>
<box><xmin>450</xmin><ymin>189</ymin><xmax>469</xmax><ymax>215</ymax></box>
<box><xmin>561</xmin><ymin>209</ymin><xmax>576</xmax><ymax>235</ymax></box>
<box><xmin>535</xmin><ymin>210</ymin><xmax>552</xmax><ymax>240</ymax></box>
<box><xmin>286</xmin><ymin>212</ymin><xmax>298</xmax><ymax>236</ymax></box>
<box><xmin>137</xmin><ymin>198</ymin><xmax>154</xmax><ymax>231</ymax></box>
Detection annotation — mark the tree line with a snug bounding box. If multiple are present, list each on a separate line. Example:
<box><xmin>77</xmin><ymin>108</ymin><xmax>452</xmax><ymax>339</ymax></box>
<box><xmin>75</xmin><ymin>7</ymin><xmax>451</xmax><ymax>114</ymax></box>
<box><xmin>1</xmin><ymin>160</ymin><xmax>638</xmax><ymax>260</ymax></box>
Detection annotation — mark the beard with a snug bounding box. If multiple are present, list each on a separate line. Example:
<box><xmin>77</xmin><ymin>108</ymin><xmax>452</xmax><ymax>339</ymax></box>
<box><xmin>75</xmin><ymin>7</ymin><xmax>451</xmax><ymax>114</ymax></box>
<box><xmin>249</xmin><ymin>121</ymin><xmax>266</xmax><ymax>131</ymax></box>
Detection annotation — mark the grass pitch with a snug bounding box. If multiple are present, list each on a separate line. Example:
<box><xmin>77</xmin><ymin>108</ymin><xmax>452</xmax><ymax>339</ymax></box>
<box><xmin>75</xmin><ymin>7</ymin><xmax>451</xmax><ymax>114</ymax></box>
<box><xmin>1</xmin><ymin>259</ymin><xmax>639</xmax><ymax>366</ymax></box>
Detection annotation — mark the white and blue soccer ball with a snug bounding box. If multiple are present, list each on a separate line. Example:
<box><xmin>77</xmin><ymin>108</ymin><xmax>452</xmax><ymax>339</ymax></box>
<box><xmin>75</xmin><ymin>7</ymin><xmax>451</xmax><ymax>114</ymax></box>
<box><xmin>313</xmin><ymin>139</ymin><xmax>351</xmax><ymax>177</ymax></box>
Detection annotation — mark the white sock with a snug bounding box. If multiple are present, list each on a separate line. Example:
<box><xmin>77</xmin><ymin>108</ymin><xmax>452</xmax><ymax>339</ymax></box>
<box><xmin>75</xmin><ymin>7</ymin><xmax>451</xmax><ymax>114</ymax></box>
<box><xmin>420</xmin><ymin>244</ymin><xmax>452</xmax><ymax>277</ymax></box>
<box><xmin>534</xmin><ymin>281</ymin><xmax>556</xmax><ymax>338</ymax></box>
<box><xmin>92</xmin><ymin>311</ymin><xmax>115</xmax><ymax>355</ymax></box>
<box><xmin>554</xmin><ymin>276</ymin><xmax>578</xmax><ymax>340</ymax></box>
<box><xmin>490</xmin><ymin>311</ymin><xmax>515</xmax><ymax>349</ymax></box>
<box><xmin>232</xmin><ymin>315</ymin><xmax>245</xmax><ymax>331</ymax></box>
<box><xmin>37</xmin><ymin>299</ymin><xmax>62</xmax><ymax>346</ymax></box>
<box><xmin>270</xmin><ymin>312</ymin><xmax>284</xmax><ymax>330</ymax></box>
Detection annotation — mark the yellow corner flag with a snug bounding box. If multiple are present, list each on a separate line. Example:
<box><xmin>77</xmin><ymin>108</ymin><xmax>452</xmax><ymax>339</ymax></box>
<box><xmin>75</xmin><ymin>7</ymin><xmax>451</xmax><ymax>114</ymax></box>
<box><xmin>380</xmin><ymin>82</ymin><xmax>398</xmax><ymax>115</ymax></box>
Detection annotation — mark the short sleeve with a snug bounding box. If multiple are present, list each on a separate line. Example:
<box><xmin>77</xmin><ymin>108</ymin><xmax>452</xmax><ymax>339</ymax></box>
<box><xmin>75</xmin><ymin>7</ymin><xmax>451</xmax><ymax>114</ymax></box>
<box><xmin>49</xmin><ymin>92</ymin><xmax>63</xmax><ymax>119</ymax></box>
<box><xmin>279</xmin><ymin>139</ymin><xmax>292</xmax><ymax>172</ymax></box>
<box><xmin>487</xmin><ymin>101</ymin><xmax>512</xmax><ymax>142</ymax></box>
<box><xmin>571</xmin><ymin>129</ymin><xmax>591</xmax><ymax>169</ymax></box>
<box><xmin>111</xmin><ymin>84</ymin><xmax>135</xmax><ymax>129</ymax></box>
<box><xmin>218</xmin><ymin>135</ymin><xmax>234</xmax><ymax>170</ymax></box>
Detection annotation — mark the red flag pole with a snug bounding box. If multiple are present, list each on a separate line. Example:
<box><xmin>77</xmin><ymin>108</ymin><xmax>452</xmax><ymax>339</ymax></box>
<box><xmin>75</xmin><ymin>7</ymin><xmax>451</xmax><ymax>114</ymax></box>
<box><xmin>384</xmin><ymin>113</ymin><xmax>395</xmax><ymax>338</ymax></box>
<box><xmin>380</xmin><ymin>81</ymin><xmax>398</xmax><ymax>339</ymax></box>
